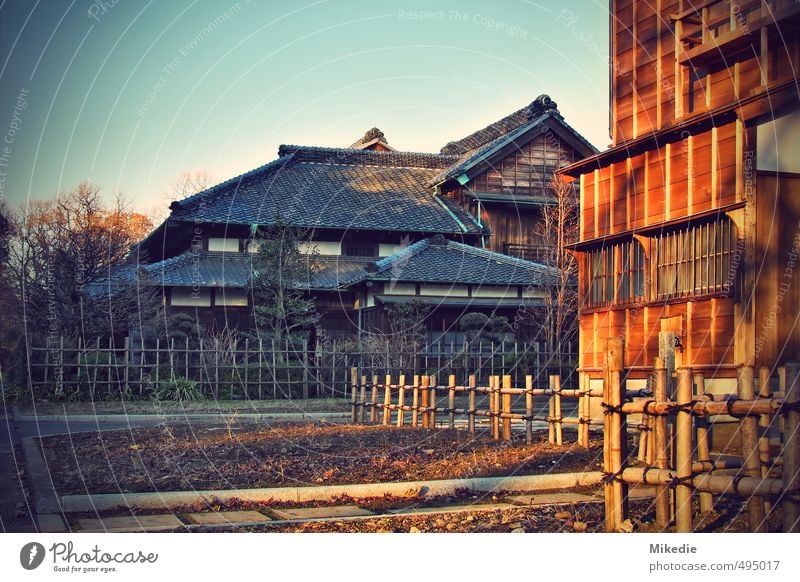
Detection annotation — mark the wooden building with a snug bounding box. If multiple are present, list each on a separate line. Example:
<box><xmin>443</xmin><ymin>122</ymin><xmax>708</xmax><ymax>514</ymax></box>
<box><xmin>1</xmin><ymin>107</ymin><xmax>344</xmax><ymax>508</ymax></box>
<box><xmin>561</xmin><ymin>0</ymin><xmax>800</xmax><ymax>389</ymax></box>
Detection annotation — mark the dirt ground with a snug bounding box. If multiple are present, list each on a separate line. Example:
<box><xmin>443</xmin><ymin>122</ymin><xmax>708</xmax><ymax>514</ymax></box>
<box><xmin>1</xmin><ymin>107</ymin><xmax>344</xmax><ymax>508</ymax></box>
<box><xmin>40</xmin><ymin>423</ymin><xmax>603</xmax><ymax>495</ymax></box>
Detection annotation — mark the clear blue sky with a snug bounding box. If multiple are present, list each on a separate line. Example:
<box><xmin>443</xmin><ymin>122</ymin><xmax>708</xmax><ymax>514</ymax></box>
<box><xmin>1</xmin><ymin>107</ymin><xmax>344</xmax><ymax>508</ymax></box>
<box><xmin>0</xmin><ymin>0</ymin><xmax>610</xmax><ymax>215</ymax></box>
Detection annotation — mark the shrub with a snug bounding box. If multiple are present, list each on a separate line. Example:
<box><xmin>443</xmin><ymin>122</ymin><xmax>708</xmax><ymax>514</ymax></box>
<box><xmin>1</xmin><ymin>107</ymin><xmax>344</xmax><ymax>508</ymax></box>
<box><xmin>152</xmin><ymin>377</ymin><xmax>204</xmax><ymax>401</ymax></box>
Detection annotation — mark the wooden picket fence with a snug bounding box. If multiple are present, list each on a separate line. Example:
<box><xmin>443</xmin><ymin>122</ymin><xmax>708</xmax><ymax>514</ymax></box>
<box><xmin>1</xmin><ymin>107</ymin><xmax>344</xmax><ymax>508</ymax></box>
<box><xmin>601</xmin><ymin>337</ymin><xmax>800</xmax><ymax>534</ymax></box>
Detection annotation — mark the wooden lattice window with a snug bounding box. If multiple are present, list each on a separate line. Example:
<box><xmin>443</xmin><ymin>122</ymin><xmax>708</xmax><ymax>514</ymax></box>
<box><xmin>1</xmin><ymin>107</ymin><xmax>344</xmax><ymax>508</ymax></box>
<box><xmin>587</xmin><ymin>241</ymin><xmax>645</xmax><ymax>308</ymax></box>
<box><xmin>654</xmin><ymin>218</ymin><xmax>738</xmax><ymax>300</ymax></box>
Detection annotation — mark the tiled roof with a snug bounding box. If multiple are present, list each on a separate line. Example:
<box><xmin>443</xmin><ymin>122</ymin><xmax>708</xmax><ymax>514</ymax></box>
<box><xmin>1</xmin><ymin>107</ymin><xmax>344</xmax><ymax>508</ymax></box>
<box><xmin>349</xmin><ymin>127</ymin><xmax>394</xmax><ymax>150</ymax></box>
<box><xmin>141</xmin><ymin>251</ymin><xmax>372</xmax><ymax>290</ymax></box>
<box><xmin>367</xmin><ymin>236</ymin><xmax>558</xmax><ymax>287</ymax></box>
<box><xmin>167</xmin><ymin>146</ymin><xmax>481</xmax><ymax>235</ymax></box>
<box><xmin>440</xmin><ymin>105</ymin><xmax>532</xmax><ymax>156</ymax></box>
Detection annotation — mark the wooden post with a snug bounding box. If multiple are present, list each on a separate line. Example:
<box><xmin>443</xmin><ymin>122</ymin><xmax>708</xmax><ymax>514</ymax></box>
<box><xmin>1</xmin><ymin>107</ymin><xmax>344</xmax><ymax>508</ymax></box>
<box><xmin>214</xmin><ymin>338</ymin><xmax>220</xmax><ymax>400</ymax></box>
<box><xmin>675</xmin><ymin>368</ymin><xmax>694</xmax><ymax>533</ymax></box>
<box><xmin>243</xmin><ymin>338</ymin><xmax>250</xmax><ymax>400</ymax></box>
<box><xmin>490</xmin><ymin>375</ymin><xmax>500</xmax><ymax>440</ymax></box>
<box><xmin>694</xmin><ymin>372</ymin><xmax>714</xmax><ymax>514</ymax></box>
<box><xmin>370</xmin><ymin>374</ymin><xmax>379</xmax><ymax>424</ymax></box>
<box><xmin>302</xmin><ymin>339</ymin><xmax>309</xmax><ymax>400</ymax></box>
<box><xmin>271</xmin><ymin>339</ymin><xmax>278</xmax><ymax>399</ymax></box>
<box><xmin>448</xmin><ymin>375</ymin><xmax>456</xmax><ymax>430</ymax></box>
<box><xmin>525</xmin><ymin>375</ymin><xmax>533</xmax><ymax>445</ymax></box>
<box><xmin>653</xmin><ymin>358</ymin><xmax>670</xmax><ymax>529</ymax></box>
<box><xmin>468</xmin><ymin>375</ymin><xmax>477</xmax><ymax>434</ymax></box>
<box><xmin>757</xmin><ymin>366</ymin><xmax>773</xmax><ymax>515</ymax></box>
<box><xmin>548</xmin><ymin>375</ymin><xmax>556</xmax><ymax>444</ymax></box>
<box><xmin>123</xmin><ymin>336</ymin><xmax>130</xmax><ymax>394</ymax></box>
<box><xmin>502</xmin><ymin>375</ymin><xmax>512</xmax><ymax>441</ymax></box>
<box><xmin>603</xmin><ymin>337</ymin><xmax>627</xmax><ymax>532</ymax></box>
<box><xmin>350</xmin><ymin>367</ymin><xmax>359</xmax><ymax>424</ymax></box>
<box><xmin>396</xmin><ymin>374</ymin><xmax>406</xmax><ymax>428</ymax></box>
<box><xmin>359</xmin><ymin>375</ymin><xmax>367</xmax><ymax>424</ymax></box>
<box><xmin>257</xmin><ymin>338</ymin><xmax>263</xmax><ymax>400</ymax></box>
<box><xmin>553</xmin><ymin>374</ymin><xmax>563</xmax><ymax>445</ymax></box>
<box><xmin>429</xmin><ymin>375</ymin><xmax>437</xmax><ymax>428</ymax></box>
<box><xmin>737</xmin><ymin>365</ymin><xmax>767</xmax><ymax>532</ymax></box>
<box><xmin>410</xmin><ymin>375</ymin><xmax>419</xmax><ymax>427</ymax></box>
<box><xmin>421</xmin><ymin>375</ymin><xmax>430</xmax><ymax>429</ymax></box>
<box><xmin>782</xmin><ymin>363</ymin><xmax>800</xmax><ymax>532</ymax></box>
<box><xmin>382</xmin><ymin>374</ymin><xmax>392</xmax><ymax>426</ymax></box>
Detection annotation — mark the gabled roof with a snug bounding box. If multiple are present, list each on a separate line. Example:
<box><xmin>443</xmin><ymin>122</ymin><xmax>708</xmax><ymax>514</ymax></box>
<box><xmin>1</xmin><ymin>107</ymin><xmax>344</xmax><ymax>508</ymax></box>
<box><xmin>350</xmin><ymin>127</ymin><xmax>396</xmax><ymax>151</ymax></box>
<box><xmin>365</xmin><ymin>236</ymin><xmax>558</xmax><ymax>287</ymax></box>
<box><xmin>431</xmin><ymin>95</ymin><xmax>599</xmax><ymax>187</ymax></box>
<box><xmin>165</xmin><ymin>146</ymin><xmax>481</xmax><ymax>235</ymax></box>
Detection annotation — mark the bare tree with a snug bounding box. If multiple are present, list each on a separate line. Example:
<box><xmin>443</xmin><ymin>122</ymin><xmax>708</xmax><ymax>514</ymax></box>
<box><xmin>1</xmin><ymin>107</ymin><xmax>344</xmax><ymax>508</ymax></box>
<box><xmin>168</xmin><ymin>170</ymin><xmax>215</xmax><ymax>201</ymax></box>
<box><xmin>538</xmin><ymin>173</ymin><xmax>579</xmax><ymax>352</ymax></box>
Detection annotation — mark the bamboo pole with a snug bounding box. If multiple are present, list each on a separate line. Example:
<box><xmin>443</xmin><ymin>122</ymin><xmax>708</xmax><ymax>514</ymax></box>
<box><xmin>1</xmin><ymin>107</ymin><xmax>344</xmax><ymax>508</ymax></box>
<box><xmin>675</xmin><ymin>368</ymin><xmax>694</xmax><ymax>533</ymax></box>
<box><xmin>738</xmin><ymin>365</ymin><xmax>767</xmax><ymax>532</ymax></box>
<box><xmin>502</xmin><ymin>375</ymin><xmax>512</xmax><ymax>441</ymax></box>
<box><xmin>619</xmin><ymin>398</ymin><xmax>782</xmax><ymax>416</ymax></box>
<box><xmin>350</xmin><ymin>367</ymin><xmax>358</xmax><ymax>424</ymax></box>
<box><xmin>757</xmin><ymin>366</ymin><xmax>773</xmax><ymax>515</ymax></box>
<box><xmin>412</xmin><ymin>375</ymin><xmax>420</xmax><ymax>427</ymax></box>
<box><xmin>694</xmin><ymin>372</ymin><xmax>714</xmax><ymax>513</ymax></box>
<box><xmin>623</xmin><ymin>467</ymin><xmax>783</xmax><ymax>497</ymax></box>
<box><xmin>525</xmin><ymin>375</ymin><xmax>534</xmax><ymax>445</ymax></box>
<box><xmin>421</xmin><ymin>375</ymin><xmax>430</xmax><ymax>429</ymax></box>
<box><xmin>429</xmin><ymin>375</ymin><xmax>437</xmax><ymax>428</ymax></box>
<box><xmin>360</xmin><ymin>374</ymin><xmax>368</xmax><ymax>425</ymax></box>
<box><xmin>548</xmin><ymin>375</ymin><xmax>556</xmax><ymax>444</ymax></box>
<box><xmin>448</xmin><ymin>375</ymin><xmax>457</xmax><ymax>430</ymax></box>
<box><xmin>553</xmin><ymin>374</ymin><xmax>563</xmax><ymax>445</ymax></box>
<box><xmin>468</xmin><ymin>375</ymin><xmax>477</xmax><ymax>434</ymax></box>
<box><xmin>578</xmin><ymin>373</ymin><xmax>588</xmax><ymax>448</ymax></box>
<box><xmin>490</xmin><ymin>375</ymin><xmax>500</xmax><ymax>440</ymax></box>
<box><xmin>383</xmin><ymin>374</ymin><xmax>392</xmax><ymax>426</ymax></box>
<box><xmin>123</xmin><ymin>336</ymin><xmax>130</xmax><ymax>394</ymax></box>
<box><xmin>783</xmin><ymin>363</ymin><xmax>800</xmax><ymax>532</ymax></box>
<box><xmin>396</xmin><ymin>374</ymin><xmax>406</xmax><ymax>428</ymax></box>
<box><xmin>257</xmin><ymin>338</ymin><xmax>263</xmax><ymax>400</ymax></box>
<box><xmin>371</xmin><ymin>374</ymin><xmax>379</xmax><ymax>424</ymax></box>
<box><xmin>604</xmin><ymin>337</ymin><xmax>627</xmax><ymax>532</ymax></box>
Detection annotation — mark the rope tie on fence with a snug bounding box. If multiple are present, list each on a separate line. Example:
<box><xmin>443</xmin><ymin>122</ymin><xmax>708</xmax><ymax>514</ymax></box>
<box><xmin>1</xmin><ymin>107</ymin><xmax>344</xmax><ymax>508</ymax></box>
<box><xmin>675</xmin><ymin>400</ymin><xmax>696</xmax><ymax>415</ymax></box>
<box><xmin>601</xmin><ymin>469</ymin><xmax>626</xmax><ymax>484</ymax></box>
<box><xmin>730</xmin><ymin>474</ymin><xmax>748</xmax><ymax>496</ymax></box>
<box><xmin>668</xmin><ymin>474</ymin><xmax>695</xmax><ymax>488</ymax></box>
<box><xmin>782</xmin><ymin>400</ymin><xmax>800</xmax><ymax>412</ymax></box>
<box><xmin>601</xmin><ymin>402</ymin><xmax>626</xmax><ymax>416</ymax></box>
<box><xmin>642</xmin><ymin>399</ymin><xmax>658</xmax><ymax>416</ymax></box>
<box><xmin>725</xmin><ymin>397</ymin><xmax>740</xmax><ymax>417</ymax></box>
<box><xmin>640</xmin><ymin>465</ymin><xmax>659</xmax><ymax>482</ymax></box>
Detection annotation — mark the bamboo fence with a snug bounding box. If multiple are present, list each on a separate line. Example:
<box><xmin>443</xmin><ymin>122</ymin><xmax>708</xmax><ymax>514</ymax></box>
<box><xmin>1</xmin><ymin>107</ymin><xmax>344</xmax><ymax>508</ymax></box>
<box><xmin>601</xmin><ymin>339</ymin><xmax>800</xmax><ymax>534</ymax></box>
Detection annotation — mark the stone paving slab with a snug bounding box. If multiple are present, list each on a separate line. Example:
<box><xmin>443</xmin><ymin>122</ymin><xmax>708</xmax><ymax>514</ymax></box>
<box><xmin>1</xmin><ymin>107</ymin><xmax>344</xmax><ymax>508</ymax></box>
<box><xmin>388</xmin><ymin>503</ymin><xmax>513</xmax><ymax>515</ymax></box>
<box><xmin>270</xmin><ymin>505</ymin><xmax>374</xmax><ymax>520</ymax></box>
<box><xmin>184</xmin><ymin>511</ymin><xmax>273</xmax><ymax>525</ymax></box>
<box><xmin>78</xmin><ymin>514</ymin><xmax>184</xmax><ymax>532</ymax></box>
<box><xmin>38</xmin><ymin>513</ymin><xmax>67</xmax><ymax>532</ymax></box>
<box><xmin>508</xmin><ymin>492</ymin><xmax>597</xmax><ymax>506</ymax></box>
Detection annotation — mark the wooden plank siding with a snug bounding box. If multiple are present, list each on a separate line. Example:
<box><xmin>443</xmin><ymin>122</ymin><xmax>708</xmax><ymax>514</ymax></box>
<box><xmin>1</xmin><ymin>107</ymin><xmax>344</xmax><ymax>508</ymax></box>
<box><xmin>576</xmin><ymin>0</ymin><xmax>800</xmax><ymax>377</ymax></box>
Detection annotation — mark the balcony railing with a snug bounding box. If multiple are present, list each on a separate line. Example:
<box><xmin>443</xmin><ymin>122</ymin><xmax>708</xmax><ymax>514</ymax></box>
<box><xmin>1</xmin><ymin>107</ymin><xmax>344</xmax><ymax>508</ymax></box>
<box><xmin>502</xmin><ymin>243</ymin><xmax>554</xmax><ymax>263</ymax></box>
<box><xmin>672</xmin><ymin>0</ymin><xmax>800</xmax><ymax>68</ymax></box>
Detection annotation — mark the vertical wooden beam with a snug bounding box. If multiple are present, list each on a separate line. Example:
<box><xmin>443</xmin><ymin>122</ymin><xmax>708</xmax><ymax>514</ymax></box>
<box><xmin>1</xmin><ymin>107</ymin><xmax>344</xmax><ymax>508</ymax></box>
<box><xmin>396</xmin><ymin>374</ymin><xmax>406</xmax><ymax>428</ymax></box>
<box><xmin>783</xmin><ymin>362</ymin><xmax>800</xmax><ymax>532</ymax></box>
<box><xmin>360</xmin><ymin>375</ymin><xmax>368</xmax><ymax>425</ymax></box>
<box><xmin>429</xmin><ymin>374</ymin><xmax>437</xmax><ymax>429</ymax></box>
<box><xmin>675</xmin><ymin>368</ymin><xmax>694</xmax><ymax>533</ymax></box>
<box><xmin>758</xmin><ymin>366</ymin><xmax>773</xmax><ymax>515</ymax></box>
<box><xmin>350</xmin><ymin>367</ymin><xmax>359</xmax><ymax>424</ymax></box>
<box><xmin>525</xmin><ymin>375</ymin><xmax>534</xmax><ymax>445</ymax></box>
<box><xmin>604</xmin><ymin>337</ymin><xmax>627</xmax><ymax>532</ymax></box>
<box><xmin>553</xmin><ymin>374</ymin><xmax>563</xmax><ymax>445</ymax></box>
<box><xmin>448</xmin><ymin>374</ymin><xmax>457</xmax><ymax>430</ymax></box>
<box><xmin>468</xmin><ymin>375</ymin><xmax>477</xmax><ymax>434</ymax></box>
<box><xmin>548</xmin><ymin>375</ymin><xmax>556</xmax><ymax>445</ymax></box>
<box><xmin>421</xmin><ymin>375</ymin><xmax>430</xmax><ymax>429</ymax></box>
<box><xmin>653</xmin><ymin>357</ymin><xmax>671</xmax><ymax>529</ymax></box>
<box><xmin>490</xmin><ymin>375</ymin><xmax>500</xmax><ymax>440</ymax></box>
<box><xmin>371</xmin><ymin>374</ymin><xmax>379</xmax><ymax>425</ymax></box>
<box><xmin>383</xmin><ymin>374</ymin><xmax>392</xmax><ymax>426</ymax></box>
<box><xmin>502</xmin><ymin>375</ymin><xmax>512</xmax><ymax>441</ymax></box>
<box><xmin>412</xmin><ymin>374</ymin><xmax>420</xmax><ymax>427</ymax></box>
<box><xmin>694</xmin><ymin>372</ymin><xmax>714</xmax><ymax>513</ymax></box>
<box><xmin>738</xmin><ymin>365</ymin><xmax>766</xmax><ymax>532</ymax></box>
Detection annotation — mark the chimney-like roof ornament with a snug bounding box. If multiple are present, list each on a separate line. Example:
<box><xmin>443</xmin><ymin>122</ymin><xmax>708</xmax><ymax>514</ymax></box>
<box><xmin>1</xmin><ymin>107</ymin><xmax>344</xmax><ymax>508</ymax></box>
<box><xmin>528</xmin><ymin>94</ymin><xmax>559</xmax><ymax>119</ymax></box>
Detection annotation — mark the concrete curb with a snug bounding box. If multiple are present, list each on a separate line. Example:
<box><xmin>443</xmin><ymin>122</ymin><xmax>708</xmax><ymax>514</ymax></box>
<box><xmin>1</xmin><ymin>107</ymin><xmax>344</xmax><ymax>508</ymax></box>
<box><xmin>60</xmin><ymin>471</ymin><xmax>605</xmax><ymax>513</ymax></box>
<box><xmin>20</xmin><ymin>436</ymin><xmax>67</xmax><ymax>532</ymax></box>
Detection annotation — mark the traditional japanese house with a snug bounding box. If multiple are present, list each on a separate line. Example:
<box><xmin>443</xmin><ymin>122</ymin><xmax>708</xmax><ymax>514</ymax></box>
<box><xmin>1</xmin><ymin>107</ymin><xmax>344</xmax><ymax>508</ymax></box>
<box><xmin>133</xmin><ymin>98</ymin><xmax>594</xmax><ymax>341</ymax></box>
<box><xmin>560</xmin><ymin>0</ymin><xmax>800</xmax><ymax>392</ymax></box>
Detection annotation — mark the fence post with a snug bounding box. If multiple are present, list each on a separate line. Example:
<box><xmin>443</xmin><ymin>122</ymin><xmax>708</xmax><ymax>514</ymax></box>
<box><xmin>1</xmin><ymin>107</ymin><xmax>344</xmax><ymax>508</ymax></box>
<box><xmin>675</xmin><ymin>367</ymin><xmax>694</xmax><ymax>533</ymax></box>
<box><xmin>360</xmin><ymin>374</ymin><xmax>368</xmax><ymax>424</ymax></box>
<box><xmin>271</xmin><ymin>339</ymin><xmax>278</xmax><ymax>399</ymax></box>
<box><xmin>737</xmin><ymin>365</ymin><xmax>766</xmax><ymax>532</ymax></box>
<box><xmin>548</xmin><ymin>375</ymin><xmax>556</xmax><ymax>444</ymax></box>
<box><xmin>653</xmin><ymin>357</ymin><xmax>670</xmax><ymax>529</ymax></box>
<box><xmin>783</xmin><ymin>363</ymin><xmax>800</xmax><ymax>532</ymax></box>
<box><xmin>694</xmin><ymin>372</ymin><xmax>714</xmax><ymax>514</ymax></box>
<box><xmin>371</xmin><ymin>374</ymin><xmax>379</xmax><ymax>424</ymax></box>
<box><xmin>421</xmin><ymin>375</ymin><xmax>430</xmax><ymax>429</ymax></box>
<box><xmin>244</xmin><ymin>339</ymin><xmax>250</xmax><ymax>400</ymax></box>
<box><xmin>448</xmin><ymin>375</ymin><xmax>456</xmax><ymax>430</ymax></box>
<box><xmin>412</xmin><ymin>375</ymin><xmax>420</xmax><ymax>427</ymax></box>
<box><xmin>257</xmin><ymin>338</ymin><xmax>263</xmax><ymax>400</ymax></box>
<box><xmin>468</xmin><ymin>375</ymin><xmax>477</xmax><ymax>434</ymax></box>
<box><xmin>397</xmin><ymin>374</ymin><xmax>406</xmax><ymax>428</ymax></box>
<box><xmin>553</xmin><ymin>374</ymin><xmax>563</xmax><ymax>445</ymax></box>
<box><xmin>579</xmin><ymin>372</ymin><xmax>590</xmax><ymax>448</ymax></box>
<box><xmin>350</xmin><ymin>367</ymin><xmax>358</xmax><ymax>424</ymax></box>
<box><xmin>302</xmin><ymin>339</ymin><xmax>309</xmax><ymax>400</ymax></box>
<box><xmin>383</xmin><ymin>374</ymin><xmax>392</xmax><ymax>426</ymax></box>
<box><xmin>525</xmin><ymin>375</ymin><xmax>533</xmax><ymax>445</ymax></box>
<box><xmin>502</xmin><ymin>375</ymin><xmax>512</xmax><ymax>441</ymax></box>
<box><xmin>123</xmin><ymin>336</ymin><xmax>130</xmax><ymax>394</ymax></box>
<box><xmin>603</xmin><ymin>337</ymin><xmax>627</xmax><ymax>532</ymax></box>
<box><xmin>757</xmin><ymin>366</ymin><xmax>773</xmax><ymax>515</ymax></box>
<box><xmin>429</xmin><ymin>374</ymin><xmax>437</xmax><ymax>429</ymax></box>
<box><xmin>490</xmin><ymin>375</ymin><xmax>500</xmax><ymax>440</ymax></box>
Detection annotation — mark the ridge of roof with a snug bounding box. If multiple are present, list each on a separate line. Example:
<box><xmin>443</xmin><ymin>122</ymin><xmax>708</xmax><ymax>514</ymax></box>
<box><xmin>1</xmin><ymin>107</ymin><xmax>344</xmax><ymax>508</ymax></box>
<box><xmin>278</xmin><ymin>144</ymin><xmax>458</xmax><ymax>169</ymax></box>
